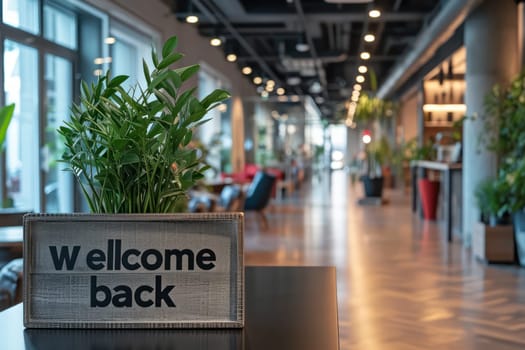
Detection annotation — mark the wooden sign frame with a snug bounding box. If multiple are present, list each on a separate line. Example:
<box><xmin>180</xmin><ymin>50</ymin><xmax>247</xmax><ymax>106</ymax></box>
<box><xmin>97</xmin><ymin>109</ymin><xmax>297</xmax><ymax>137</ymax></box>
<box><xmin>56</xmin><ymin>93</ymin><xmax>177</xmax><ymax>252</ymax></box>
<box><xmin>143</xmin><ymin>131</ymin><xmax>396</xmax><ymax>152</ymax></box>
<box><xmin>23</xmin><ymin>213</ymin><xmax>244</xmax><ymax>329</ymax></box>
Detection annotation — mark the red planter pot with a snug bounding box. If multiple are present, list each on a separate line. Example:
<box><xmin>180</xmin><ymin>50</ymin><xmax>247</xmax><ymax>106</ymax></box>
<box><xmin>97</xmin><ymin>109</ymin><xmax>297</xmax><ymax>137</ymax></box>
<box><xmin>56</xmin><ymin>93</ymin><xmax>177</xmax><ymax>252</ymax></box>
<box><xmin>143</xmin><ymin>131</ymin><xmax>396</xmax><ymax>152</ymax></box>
<box><xmin>418</xmin><ymin>179</ymin><xmax>440</xmax><ymax>220</ymax></box>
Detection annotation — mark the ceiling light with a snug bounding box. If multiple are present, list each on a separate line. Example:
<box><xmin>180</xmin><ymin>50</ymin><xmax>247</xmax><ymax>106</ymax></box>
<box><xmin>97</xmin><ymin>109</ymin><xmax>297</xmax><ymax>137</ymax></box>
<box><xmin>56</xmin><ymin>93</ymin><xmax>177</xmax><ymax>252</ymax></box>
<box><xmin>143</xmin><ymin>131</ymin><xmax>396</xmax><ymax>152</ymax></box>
<box><xmin>356</xmin><ymin>75</ymin><xmax>365</xmax><ymax>83</ymax></box>
<box><xmin>185</xmin><ymin>0</ymin><xmax>199</xmax><ymax>23</ymax></box>
<box><xmin>296</xmin><ymin>34</ymin><xmax>310</xmax><ymax>52</ymax></box>
<box><xmin>104</xmin><ymin>37</ymin><xmax>116</xmax><ymax>44</ymax></box>
<box><xmin>276</xmin><ymin>87</ymin><xmax>286</xmax><ymax>95</ymax></box>
<box><xmin>266</xmin><ymin>79</ymin><xmax>275</xmax><ymax>87</ymax></box>
<box><xmin>351</xmin><ymin>95</ymin><xmax>359</xmax><ymax>102</ymax></box>
<box><xmin>360</xmin><ymin>52</ymin><xmax>371</xmax><ymax>60</ymax></box>
<box><xmin>185</xmin><ymin>15</ymin><xmax>199</xmax><ymax>24</ymax></box>
<box><xmin>364</xmin><ymin>34</ymin><xmax>375</xmax><ymax>42</ymax></box>
<box><xmin>369</xmin><ymin>9</ymin><xmax>381</xmax><ymax>18</ymax></box>
<box><xmin>422</xmin><ymin>104</ymin><xmax>467</xmax><ymax>113</ymax></box>
<box><xmin>218</xmin><ymin>103</ymin><xmax>228</xmax><ymax>113</ymax></box>
<box><xmin>296</xmin><ymin>42</ymin><xmax>310</xmax><ymax>52</ymax></box>
<box><xmin>265</xmin><ymin>85</ymin><xmax>274</xmax><ymax>92</ymax></box>
<box><xmin>353</xmin><ymin>84</ymin><xmax>362</xmax><ymax>91</ymax></box>
<box><xmin>242</xmin><ymin>66</ymin><xmax>252</xmax><ymax>75</ymax></box>
<box><xmin>253</xmin><ymin>76</ymin><xmax>263</xmax><ymax>85</ymax></box>
<box><xmin>226</xmin><ymin>53</ymin><xmax>237</xmax><ymax>62</ymax></box>
<box><xmin>358</xmin><ymin>65</ymin><xmax>368</xmax><ymax>74</ymax></box>
<box><xmin>352</xmin><ymin>90</ymin><xmax>360</xmax><ymax>97</ymax></box>
<box><xmin>210</xmin><ymin>37</ymin><xmax>222</xmax><ymax>46</ymax></box>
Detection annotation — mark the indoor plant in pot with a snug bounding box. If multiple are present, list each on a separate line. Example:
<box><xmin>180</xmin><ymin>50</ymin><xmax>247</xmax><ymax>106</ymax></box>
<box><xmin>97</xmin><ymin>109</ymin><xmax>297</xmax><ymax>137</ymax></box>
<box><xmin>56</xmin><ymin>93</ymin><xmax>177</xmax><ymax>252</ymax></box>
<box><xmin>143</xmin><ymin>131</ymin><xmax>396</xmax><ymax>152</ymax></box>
<box><xmin>360</xmin><ymin>136</ymin><xmax>391</xmax><ymax>199</ymax></box>
<box><xmin>472</xmin><ymin>177</ymin><xmax>514</xmax><ymax>263</ymax></box>
<box><xmin>480</xmin><ymin>73</ymin><xmax>525</xmax><ymax>265</ymax></box>
<box><xmin>59</xmin><ymin>36</ymin><xmax>230</xmax><ymax>213</ymax></box>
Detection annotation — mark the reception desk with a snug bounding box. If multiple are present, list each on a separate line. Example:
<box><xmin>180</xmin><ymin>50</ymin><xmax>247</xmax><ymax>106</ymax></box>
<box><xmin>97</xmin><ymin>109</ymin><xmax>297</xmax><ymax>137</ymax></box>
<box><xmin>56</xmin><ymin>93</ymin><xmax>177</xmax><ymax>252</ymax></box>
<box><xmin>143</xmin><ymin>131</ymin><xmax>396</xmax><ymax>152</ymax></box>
<box><xmin>411</xmin><ymin>161</ymin><xmax>463</xmax><ymax>242</ymax></box>
<box><xmin>0</xmin><ymin>266</ymin><xmax>339</xmax><ymax>350</ymax></box>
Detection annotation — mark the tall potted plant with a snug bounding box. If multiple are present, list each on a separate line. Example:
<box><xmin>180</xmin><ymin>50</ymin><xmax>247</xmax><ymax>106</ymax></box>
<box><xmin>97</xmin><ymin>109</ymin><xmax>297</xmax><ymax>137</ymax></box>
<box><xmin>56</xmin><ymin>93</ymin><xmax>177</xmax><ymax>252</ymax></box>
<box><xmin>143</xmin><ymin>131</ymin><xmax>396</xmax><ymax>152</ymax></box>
<box><xmin>360</xmin><ymin>136</ymin><xmax>390</xmax><ymax>198</ymax></box>
<box><xmin>59</xmin><ymin>36</ymin><xmax>230</xmax><ymax>213</ymax></box>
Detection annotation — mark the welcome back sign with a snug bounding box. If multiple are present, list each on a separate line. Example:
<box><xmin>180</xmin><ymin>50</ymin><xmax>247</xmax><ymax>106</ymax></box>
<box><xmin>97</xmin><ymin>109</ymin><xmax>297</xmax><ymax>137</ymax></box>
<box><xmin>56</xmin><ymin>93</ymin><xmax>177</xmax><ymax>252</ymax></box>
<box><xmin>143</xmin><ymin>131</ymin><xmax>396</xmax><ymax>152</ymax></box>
<box><xmin>23</xmin><ymin>213</ymin><xmax>244</xmax><ymax>328</ymax></box>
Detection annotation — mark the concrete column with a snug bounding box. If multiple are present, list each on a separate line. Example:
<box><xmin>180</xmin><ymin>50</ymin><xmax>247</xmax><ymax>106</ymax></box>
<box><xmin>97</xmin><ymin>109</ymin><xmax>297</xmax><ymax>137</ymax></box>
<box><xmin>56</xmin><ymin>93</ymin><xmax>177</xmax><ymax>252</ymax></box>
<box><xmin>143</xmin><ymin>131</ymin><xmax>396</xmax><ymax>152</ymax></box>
<box><xmin>463</xmin><ymin>0</ymin><xmax>519</xmax><ymax>245</ymax></box>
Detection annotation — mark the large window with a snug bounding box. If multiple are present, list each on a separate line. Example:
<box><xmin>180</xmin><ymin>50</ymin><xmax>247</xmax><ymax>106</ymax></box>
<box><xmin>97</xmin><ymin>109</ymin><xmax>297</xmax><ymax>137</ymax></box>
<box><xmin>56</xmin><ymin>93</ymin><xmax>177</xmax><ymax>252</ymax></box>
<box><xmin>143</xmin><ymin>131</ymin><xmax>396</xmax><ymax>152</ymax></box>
<box><xmin>109</xmin><ymin>20</ymin><xmax>154</xmax><ymax>91</ymax></box>
<box><xmin>44</xmin><ymin>1</ymin><xmax>77</xmax><ymax>50</ymax></box>
<box><xmin>198</xmin><ymin>66</ymin><xmax>232</xmax><ymax>177</ymax></box>
<box><xmin>2</xmin><ymin>0</ymin><xmax>40</xmax><ymax>34</ymax></box>
<box><xmin>0</xmin><ymin>0</ymin><xmax>159</xmax><ymax>212</ymax></box>
<box><xmin>3</xmin><ymin>40</ymin><xmax>39</xmax><ymax>209</ymax></box>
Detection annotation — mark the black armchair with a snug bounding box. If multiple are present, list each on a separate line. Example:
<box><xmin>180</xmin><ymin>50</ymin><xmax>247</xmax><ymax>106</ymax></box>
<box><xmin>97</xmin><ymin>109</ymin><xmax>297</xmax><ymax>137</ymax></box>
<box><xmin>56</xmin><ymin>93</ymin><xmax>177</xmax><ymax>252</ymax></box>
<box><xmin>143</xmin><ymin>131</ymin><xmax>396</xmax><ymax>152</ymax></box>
<box><xmin>244</xmin><ymin>171</ymin><xmax>277</xmax><ymax>228</ymax></box>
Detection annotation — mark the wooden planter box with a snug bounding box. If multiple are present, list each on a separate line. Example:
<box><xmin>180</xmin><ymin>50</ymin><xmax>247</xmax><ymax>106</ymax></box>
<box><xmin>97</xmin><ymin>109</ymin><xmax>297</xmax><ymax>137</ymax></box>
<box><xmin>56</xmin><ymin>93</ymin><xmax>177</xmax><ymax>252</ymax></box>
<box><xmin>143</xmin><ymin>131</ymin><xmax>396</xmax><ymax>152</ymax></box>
<box><xmin>472</xmin><ymin>221</ymin><xmax>515</xmax><ymax>263</ymax></box>
<box><xmin>23</xmin><ymin>213</ymin><xmax>244</xmax><ymax>329</ymax></box>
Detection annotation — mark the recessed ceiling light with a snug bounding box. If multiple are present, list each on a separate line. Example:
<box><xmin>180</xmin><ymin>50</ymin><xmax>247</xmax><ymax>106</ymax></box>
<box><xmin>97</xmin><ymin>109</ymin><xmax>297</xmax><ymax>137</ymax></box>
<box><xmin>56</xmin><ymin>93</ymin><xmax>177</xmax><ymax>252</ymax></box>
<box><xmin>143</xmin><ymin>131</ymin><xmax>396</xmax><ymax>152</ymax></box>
<box><xmin>358</xmin><ymin>65</ymin><xmax>368</xmax><ymax>73</ymax></box>
<box><xmin>226</xmin><ymin>53</ymin><xmax>237</xmax><ymax>62</ymax></box>
<box><xmin>353</xmin><ymin>84</ymin><xmax>362</xmax><ymax>91</ymax></box>
<box><xmin>186</xmin><ymin>15</ymin><xmax>199</xmax><ymax>24</ymax></box>
<box><xmin>253</xmin><ymin>76</ymin><xmax>263</xmax><ymax>85</ymax></box>
<box><xmin>104</xmin><ymin>37</ymin><xmax>116</xmax><ymax>44</ymax></box>
<box><xmin>356</xmin><ymin>75</ymin><xmax>365</xmax><ymax>83</ymax></box>
<box><xmin>210</xmin><ymin>37</ymin><xmax>222</xmax><ymax>46</ymax></box>
<box><xmin>296</xmin><ymin>42</ymin><xmax>310</xmax><ymax>52</ymax></box>
<box><xmin>369</xmin><ymin>9</ymin><xmax>381</xmax><ymax>18</ymax></box>
<box><xmin>364</xmin><ymin>34</ymin><xmax>375</xmax><ymax>42</ymax></box>
<box><xmin>242</xmin><ymin>66</ymin><xmax>252</xmax><ymax>75</ymax></box>
<box><xmin>360</xmin><ymin>52</ymin><xmax>371</xmax><ymax>60</ymax></box>
<box><xmin>266</xmin><ymin>79</ymin><xmax>275</xmax><ymax>87</ymax></box>
<box><xmin>277</xmin><ymin>87</ymin><xmax>286</xmax><ymax>95</ymax></box>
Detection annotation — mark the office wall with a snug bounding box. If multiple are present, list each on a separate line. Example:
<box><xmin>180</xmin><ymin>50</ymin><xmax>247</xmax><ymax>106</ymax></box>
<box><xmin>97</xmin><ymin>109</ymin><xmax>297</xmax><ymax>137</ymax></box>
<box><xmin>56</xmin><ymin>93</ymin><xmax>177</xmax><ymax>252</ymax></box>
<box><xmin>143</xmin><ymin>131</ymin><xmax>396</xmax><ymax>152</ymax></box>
<box><xmin>397</xmin><ymin>88</ymin><xmax>418</xmax><ymax>143</ymax></box>
<box><xmin>87</xmin><ymin>0</ymin><xmax>255</xmax><ymax>172</ymax></box>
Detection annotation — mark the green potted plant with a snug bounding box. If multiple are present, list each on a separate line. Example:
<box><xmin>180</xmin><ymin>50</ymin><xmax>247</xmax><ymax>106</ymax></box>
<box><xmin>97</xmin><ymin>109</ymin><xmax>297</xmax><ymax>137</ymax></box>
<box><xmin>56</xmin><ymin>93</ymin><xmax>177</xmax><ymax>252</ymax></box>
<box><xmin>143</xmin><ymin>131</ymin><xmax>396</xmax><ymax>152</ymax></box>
<box><xmin>472</xmin><ymin>178</ymin><xmax>514</xmax><ymax>263</ymax></box>
<box><xmin>480</xmin><ymin>72</ymin><xmax>525</xmax><ymax>265</ymax></box>
<box><xmin>360</xmin><ymin>136</ymin><xmax>391</xmax><ymax>198</ymax></box>
<box><xmin>474</xmin><ymin>178</ymin><xmax>510</xmax><ymax>226</ymax></box>
<box><xmin>58</xmin><ymin>36</ymin><xmax>230</xmax><ymax>213</ymax></box>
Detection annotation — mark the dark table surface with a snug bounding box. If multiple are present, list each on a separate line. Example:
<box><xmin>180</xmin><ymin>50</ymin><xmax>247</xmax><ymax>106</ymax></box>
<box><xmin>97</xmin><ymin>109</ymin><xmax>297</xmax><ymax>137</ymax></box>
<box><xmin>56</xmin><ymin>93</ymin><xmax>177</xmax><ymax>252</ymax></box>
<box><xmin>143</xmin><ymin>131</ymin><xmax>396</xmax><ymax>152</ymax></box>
<box><xmin>0</xmin><ymin>266</ymin><xmax>339</xmax><ymax>350</ymax></box>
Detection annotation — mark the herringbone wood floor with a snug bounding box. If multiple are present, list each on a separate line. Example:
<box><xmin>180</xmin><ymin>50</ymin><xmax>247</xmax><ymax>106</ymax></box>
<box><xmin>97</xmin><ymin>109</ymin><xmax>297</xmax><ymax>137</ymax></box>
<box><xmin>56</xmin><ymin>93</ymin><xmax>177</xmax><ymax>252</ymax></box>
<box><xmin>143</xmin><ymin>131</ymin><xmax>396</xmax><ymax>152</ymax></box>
<box><xmin>244</xmin><ymin>170</ymin><xmax>525</xmax><ymax>350</ymax></box>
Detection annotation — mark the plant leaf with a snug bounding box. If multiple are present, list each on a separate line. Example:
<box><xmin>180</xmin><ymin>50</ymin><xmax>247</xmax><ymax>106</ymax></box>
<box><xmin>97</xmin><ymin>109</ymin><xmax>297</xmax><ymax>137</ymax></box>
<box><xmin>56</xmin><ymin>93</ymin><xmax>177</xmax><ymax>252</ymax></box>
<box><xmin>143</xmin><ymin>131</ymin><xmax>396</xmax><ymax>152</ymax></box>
<box><xmin>201</xmin><ymin>89</ymin><xmax>230</xmax><ymax>109</ymax></box>
<box><xmin>157</xmin><ymin>53</ymin><xmax>183</xmax><ymax>70</ymax></box>
<box><xmin>162</xmin><ymin>36</ymin><xmax>178</xmax><ymax>58</ymax></box>
<box><xmin>174</xmin><ymin>64</ymin><xmax>200</xmax><ymax>82</ymax></box>
<box><xmin>108</xmin><ymin>75</ymin><xmax>129</xmax><ymax>88</ymax></box>
<box><xmin>0</xmin><ymin>103</ymin><xmax>15</xmax><ymax>148</ymax></box>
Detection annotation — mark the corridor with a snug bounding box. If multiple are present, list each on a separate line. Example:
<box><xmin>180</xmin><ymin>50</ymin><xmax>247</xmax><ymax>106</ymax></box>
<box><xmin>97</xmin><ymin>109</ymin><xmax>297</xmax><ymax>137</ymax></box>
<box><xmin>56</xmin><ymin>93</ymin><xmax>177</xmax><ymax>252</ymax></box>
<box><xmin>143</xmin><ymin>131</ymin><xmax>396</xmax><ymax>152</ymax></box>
<box><xmin>244</xmin><ymin>170</ymin><xmax>525</xmax><ymax>349</ymax></box>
